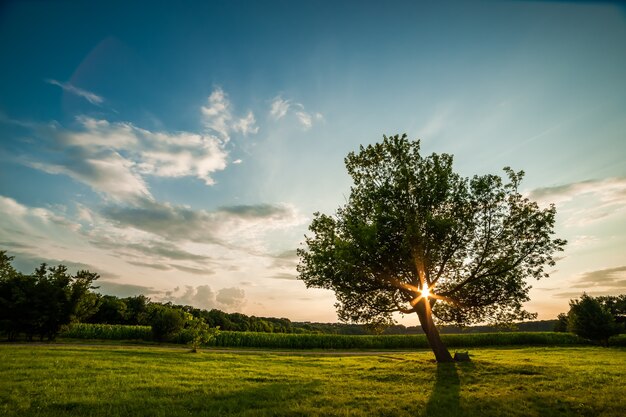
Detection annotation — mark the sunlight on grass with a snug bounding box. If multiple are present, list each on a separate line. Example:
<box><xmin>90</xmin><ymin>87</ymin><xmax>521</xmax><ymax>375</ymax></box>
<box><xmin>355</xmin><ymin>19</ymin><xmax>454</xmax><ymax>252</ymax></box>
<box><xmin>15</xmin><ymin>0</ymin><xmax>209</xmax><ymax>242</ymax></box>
<box><xmin>1</xmin><ymin>345</ymin><xmax>625</xmax><ymax>416</ymax></box>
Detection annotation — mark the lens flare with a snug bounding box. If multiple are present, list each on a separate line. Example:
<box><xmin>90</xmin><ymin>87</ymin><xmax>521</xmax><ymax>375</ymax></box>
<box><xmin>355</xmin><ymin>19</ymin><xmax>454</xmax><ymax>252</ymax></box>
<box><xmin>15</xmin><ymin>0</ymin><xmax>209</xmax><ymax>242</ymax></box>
<box><xmin>421</xmin><ymin>285</ymin><xmax>430</xmax><ymax>299</ymax></box>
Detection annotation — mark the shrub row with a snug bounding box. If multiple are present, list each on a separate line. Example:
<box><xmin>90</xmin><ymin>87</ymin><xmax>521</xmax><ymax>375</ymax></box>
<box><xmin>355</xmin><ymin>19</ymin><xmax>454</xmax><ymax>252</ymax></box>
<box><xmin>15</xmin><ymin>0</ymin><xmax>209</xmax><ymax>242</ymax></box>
<box><xmin>62</xmin><ymin>324</ymin><xmax>595</xmax><ymax>348</ymax></box>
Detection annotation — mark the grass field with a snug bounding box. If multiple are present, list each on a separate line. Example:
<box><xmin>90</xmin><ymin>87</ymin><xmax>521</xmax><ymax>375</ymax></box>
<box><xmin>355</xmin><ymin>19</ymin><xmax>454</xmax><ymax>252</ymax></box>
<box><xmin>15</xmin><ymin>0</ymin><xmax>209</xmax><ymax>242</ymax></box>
<box><xmin>1</xmin><ymin>344</ymin><xmax>625</xmax><ymax>417</ymax></box>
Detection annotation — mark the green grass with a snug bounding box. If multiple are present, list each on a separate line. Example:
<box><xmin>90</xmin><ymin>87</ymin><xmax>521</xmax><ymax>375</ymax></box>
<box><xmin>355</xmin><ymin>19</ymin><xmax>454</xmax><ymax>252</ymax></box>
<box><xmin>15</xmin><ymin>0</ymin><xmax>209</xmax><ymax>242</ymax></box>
<box><xmin>1</xmin><ymin>344</ymin><xmax>625</xmax><ymax>416</ymax></box>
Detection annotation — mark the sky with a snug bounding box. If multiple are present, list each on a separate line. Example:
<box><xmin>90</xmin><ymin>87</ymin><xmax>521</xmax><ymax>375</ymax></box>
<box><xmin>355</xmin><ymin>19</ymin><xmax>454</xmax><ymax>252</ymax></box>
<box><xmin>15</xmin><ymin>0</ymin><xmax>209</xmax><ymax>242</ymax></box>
<box><xmin>0</xmin><ymin>0</ymin><xmax>625</xmax><ymax>324</ymax></box>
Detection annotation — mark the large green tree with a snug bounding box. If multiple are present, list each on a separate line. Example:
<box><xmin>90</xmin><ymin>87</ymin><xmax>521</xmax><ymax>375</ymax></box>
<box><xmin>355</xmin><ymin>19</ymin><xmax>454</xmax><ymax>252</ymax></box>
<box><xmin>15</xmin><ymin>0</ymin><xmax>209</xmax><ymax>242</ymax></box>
<box><xmin>0</xmin><ymin>251</ymin><xmax>99</xmax><ymax>341</ymax></box>
<box><xmin>297</xmin><ymin>135</ymin><xmax>566</xmax><ymax>362</ymax></box>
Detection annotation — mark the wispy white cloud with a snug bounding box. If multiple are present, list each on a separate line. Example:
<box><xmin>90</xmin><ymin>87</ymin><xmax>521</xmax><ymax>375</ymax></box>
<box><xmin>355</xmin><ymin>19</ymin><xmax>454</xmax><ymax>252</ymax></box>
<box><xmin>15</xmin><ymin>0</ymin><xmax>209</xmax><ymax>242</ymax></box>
<box><xmin>529</xmin><ymin>177</ymin><xmax>626</xmax><ymax>205</ymax></box>
<box><xmin>46</xmin><ymin>79</ymin><xmax>104</xmax><ymax>105</ymax></box>
<box><xmin>25</xmin><ymin>115</ymin><xmax>229</xmax><ymax>202</ymax></box>
<box><xmin>269</xmin><ymin>96</ymin><xmax>322</xmax><ymax>129</ymax></box>
<box><xmin>201</xmin><ymin>87</ymin><xmax>258</xmax><ymax>139</ymax></box>
<box><xmin>529</xmin><ymin>177</ymin><xmax>626</xmax><ymax>227</ymax></box>
<box><xmin>295</xmin><ymin>110</ymin><xmax>312</xmax><ymax>129</ymax></box>
<box><xmin>270</xmin><ymin>96</ymin><xmax>291</xmax><ymax>120</ymax></box>
<box><xmin>232</xmin><ymin>111</ymin><xmax>259</xmax><ymax>136</ymax></box>
<box><xmin>201</xmin><ymin>88</ymin><xmax>231</xmax><ymax>139</ymax></box>
<box><xmin>29</xmin><ymin>151</ymin><xmax>153</xmax><ymax>204</ymax></box>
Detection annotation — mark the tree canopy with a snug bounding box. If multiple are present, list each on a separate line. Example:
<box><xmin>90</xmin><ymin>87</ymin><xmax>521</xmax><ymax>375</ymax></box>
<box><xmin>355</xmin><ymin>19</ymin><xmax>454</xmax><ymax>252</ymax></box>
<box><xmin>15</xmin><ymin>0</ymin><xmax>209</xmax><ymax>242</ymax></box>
<box><xmin>567</xmin><ymin>294</ymin><xmax>623</xmax><ymax>345</ymax></box>
<box><xmin>297</xmin><ymin>134</ymin><xmax>566</xmax><ymax>361</ymax></box>
<box><xmin>0</xmin><ymin>250</ymin><xmax>99</xmax><ymax>341</ymax></box>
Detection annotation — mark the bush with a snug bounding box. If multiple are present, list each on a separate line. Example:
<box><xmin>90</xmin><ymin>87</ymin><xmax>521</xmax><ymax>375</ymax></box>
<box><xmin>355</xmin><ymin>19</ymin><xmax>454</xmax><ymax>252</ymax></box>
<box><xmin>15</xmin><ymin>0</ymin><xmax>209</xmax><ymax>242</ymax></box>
<box><xmin>568</xmin><ymin>294</ymin><xmax>621</xmax><ymax>345</ymax></box>
<box><xmin>608</xmin><ymin>334</ymin><xmax>626</xmax><ymax>347</ymax></box>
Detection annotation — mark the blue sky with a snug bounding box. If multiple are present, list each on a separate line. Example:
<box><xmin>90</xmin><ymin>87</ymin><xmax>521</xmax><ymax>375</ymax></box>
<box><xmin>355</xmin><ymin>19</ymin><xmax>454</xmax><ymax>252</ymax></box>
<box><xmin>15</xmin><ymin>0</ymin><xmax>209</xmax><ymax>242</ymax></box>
<box><xmin>1</xmin><ymin>0</ymin><xmax>625</xmax><ymax>323</ymax></box>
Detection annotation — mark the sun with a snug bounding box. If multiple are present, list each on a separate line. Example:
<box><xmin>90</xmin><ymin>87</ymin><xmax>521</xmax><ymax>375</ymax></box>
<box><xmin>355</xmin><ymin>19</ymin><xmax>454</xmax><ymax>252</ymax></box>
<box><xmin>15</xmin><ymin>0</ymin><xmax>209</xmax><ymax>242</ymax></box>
<box><xmin>420</xmin><ymin>285</ymin><xmax>430</xmax><ymax>299</ymax></box>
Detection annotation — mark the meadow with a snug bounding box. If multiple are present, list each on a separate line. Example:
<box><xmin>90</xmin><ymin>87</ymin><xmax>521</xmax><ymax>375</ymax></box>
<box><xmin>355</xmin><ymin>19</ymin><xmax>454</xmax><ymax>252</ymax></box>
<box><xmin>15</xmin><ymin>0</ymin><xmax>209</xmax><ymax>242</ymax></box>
<box><xmin>1</xmin><ymin>344</ymin><xmax>625</xmax><ymax>417</ymax></box>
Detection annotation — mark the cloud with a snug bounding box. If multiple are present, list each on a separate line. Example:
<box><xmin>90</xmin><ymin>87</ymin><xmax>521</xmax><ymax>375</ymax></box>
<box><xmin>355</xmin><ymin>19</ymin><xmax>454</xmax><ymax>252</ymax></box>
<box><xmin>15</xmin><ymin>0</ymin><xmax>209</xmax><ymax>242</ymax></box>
<box><xmin>569</xmin><ymin>265</ymin><xmax>626</xmax><ymax>289</ymax></box>
<box><xmin>201</xmin><ymin>87</ymin><xmax>258</xmax><ymax>140</ymax></box>
<box><xmin>25</xmin><ymin>116</ymin><xmax>229</xmax><ymax>202</ymax></box>
<box><xmin>269</xmin><ymin>96</ymin><xmax>322</xmax><ymax>129</ymax></box>
<box><xmin>529</xmin><ymin>177</ymin><xmax>626</xmax><ymax>205</ymax></box>
<box><xmin>553</xmin><ymin>266</ymin><xmax>626</xmax><ymax>298</ymax></box>
<box><xmin>201</xmin><ymin>88</ymin><xmax>232</xmax><ymax>139</ymax></box>
<box><xmin>19</xmin><ymin>86</ymin><xmax>260</xmax><ymax>203</ymax></box>
<box><xmin>0</xmin><ymin>195</ymin><xmax>82</xmax><ymax>245</ymax></box>
<box><xmin>29</xmin><ymin>151</ymin><xmax>152</xmax><ymax>204</ymax></box>
<box><xmin>216</xmin><ymin>287</ymin><xmax>246</xmax><ymax>309</ymax></box>
<box><xmin>170</xmin><ymin>264</ymin><xmax>214</xmax><ymax>275</ymax></box>
<box><xmin>46</xmin><ymin>79</ymin><xmax>104</xmax><ymax>105</ymax></box>
<box><xmin>102</xmin><ymin>200</ymin><xmax>305</xmax><ymax>248</ymax></box>
<box><xmin>165</xmin><ymin>285</ymin><xmax>246</xmax><ymax>311</ymax></box>
<box><xmin>232</xmin><ymin>111</ymin><xmax>259</xmax><ymax>136</ymax></box>
<box><xmin>91</xmin><ymin>237</ymin><xmax>211</xmax><ymax>262</ymax></box>
<box><xmin>269</xmin><ymin>97</ymin><xmax>291</xmax><ymax>120</ymax></box>
<box><xmin>270</xmin><ymin>249</ymin><xmax>299</xmax><ymax>269</ymax></box>
<box><xmin>127</xmin><ymin>261</ymin><xmax>172</xmax><ymax>271</ymax></box>
<box><xmin>95</xmin><ymin>280</ymin><xmax>158</xmax><ymax>298</ymax></box>
<box><xmin>528</xmin><ymin>177</ymin><xmax>626</xmax><ymax>226</ymax></box>
<box><xmin>271</xmin><ymin>272</ymin><xmax>298</xmax><ymax>280</ymax></box>
<box><xmin>295</xmin><ymin>111</ymin><xmax>312</xmax><ymax>128</ymax></box>
<box><xmin>167</xmin><ymin>285</ymin><xmax>216</xmax><ymax>310</ymax></box>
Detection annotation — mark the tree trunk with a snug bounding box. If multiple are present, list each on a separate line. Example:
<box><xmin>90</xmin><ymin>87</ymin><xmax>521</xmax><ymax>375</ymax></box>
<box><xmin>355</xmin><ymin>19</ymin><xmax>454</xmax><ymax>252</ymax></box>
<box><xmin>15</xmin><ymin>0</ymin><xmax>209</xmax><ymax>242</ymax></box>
<box><xmin>416</xmin><ymin>300</ymin><xmax>453</xmax><ymax>363</ymax></box>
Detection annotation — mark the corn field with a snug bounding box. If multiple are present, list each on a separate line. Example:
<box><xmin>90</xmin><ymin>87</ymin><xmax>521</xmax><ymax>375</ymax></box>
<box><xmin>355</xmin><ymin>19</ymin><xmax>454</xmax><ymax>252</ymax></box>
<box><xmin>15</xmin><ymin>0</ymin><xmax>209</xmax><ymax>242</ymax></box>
<box><xmin>210</xmin><ymin>331</ymin><xmax>585</xmax><ymax>349</ymax></box>
<box><xmin>63</xmin><ymin>323</ymin><xmax>152</xmax><ymax>340</ymax></box>
<box><xmin>62</xmin><ymin>324</ymin><xmax>594</xmax><ymax>348</ymax></box>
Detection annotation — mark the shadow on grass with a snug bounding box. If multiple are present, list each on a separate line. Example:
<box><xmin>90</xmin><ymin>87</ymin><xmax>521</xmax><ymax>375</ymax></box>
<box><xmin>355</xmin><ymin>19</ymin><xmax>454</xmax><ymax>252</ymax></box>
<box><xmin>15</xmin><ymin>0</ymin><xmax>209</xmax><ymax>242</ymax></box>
<box><xmin>425</xmin><ymin>363</ymin><xmax>462</xmax><ymax>417</ymax></box>
<box><xmin>40</xmin><ymin>381</ymin><xmax>322</xmax><ymax>417</ymax></box>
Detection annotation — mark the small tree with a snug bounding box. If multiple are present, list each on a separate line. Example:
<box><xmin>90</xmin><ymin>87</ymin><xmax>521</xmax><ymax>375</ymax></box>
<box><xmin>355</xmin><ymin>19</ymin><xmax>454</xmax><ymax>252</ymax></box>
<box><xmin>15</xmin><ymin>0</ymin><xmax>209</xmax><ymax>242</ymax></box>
<box><xmin>298</xmin><ymin>135</ymin><xmax>566</xmax><ymax>362</ymax></box>
<box><xmin>182</xmin><ymin>315</ymin><xmax>220</xmax><ymax>353</ymax></box>
<box><xmin>568</xmin><ymin>294</ymin><xmax>620</xmax><ymax>345</ymax></box>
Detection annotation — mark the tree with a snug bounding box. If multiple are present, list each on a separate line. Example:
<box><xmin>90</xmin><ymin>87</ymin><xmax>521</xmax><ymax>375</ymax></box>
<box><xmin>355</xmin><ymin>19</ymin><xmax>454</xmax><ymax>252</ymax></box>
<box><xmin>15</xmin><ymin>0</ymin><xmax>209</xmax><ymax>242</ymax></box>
<box><xmin>88</xmin><ymin>295</ymin><xmax>128</xmax><ymax>324</ymax></box>
<box><xmin>0</xmin><ymin>252</ymin><xmax>99</xmax><ymax>341</ymax></box>
<box><xmin>149</xmin><ymin>304</ymin><xmax>185</xmax><ymax>342</ymax></box>
<box><xmin>567</xmin><ymin>294</ymin><xmax>621</xmax><ymax>345</ymax></box>
<box><xmin>181</xmin><ymin>315</ymin><xmax>220</xmax><ymax>353</ymax></box>
<box><xmin>297</xmin><ymin>135</ymin><xmax>566</xmax><ymax>362</ymax></box>
<box><xmin>595</xmin><ymin>295</ymin><xmax>626</xmax><ymax>327</ymax></box>
<box><xmin>554</xmin><ymin>313</ymin><xmax>568</xmax><ymax>332</ymax></box>
<box><xmin>123</xmin><ymin>295</ymin><xmax>151</xmax><ymax>325</ymax></box>
<box><xmin>0</xmin><ymin>252</ymin><xmax>37</xmax><ymax>340</ymax></box>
